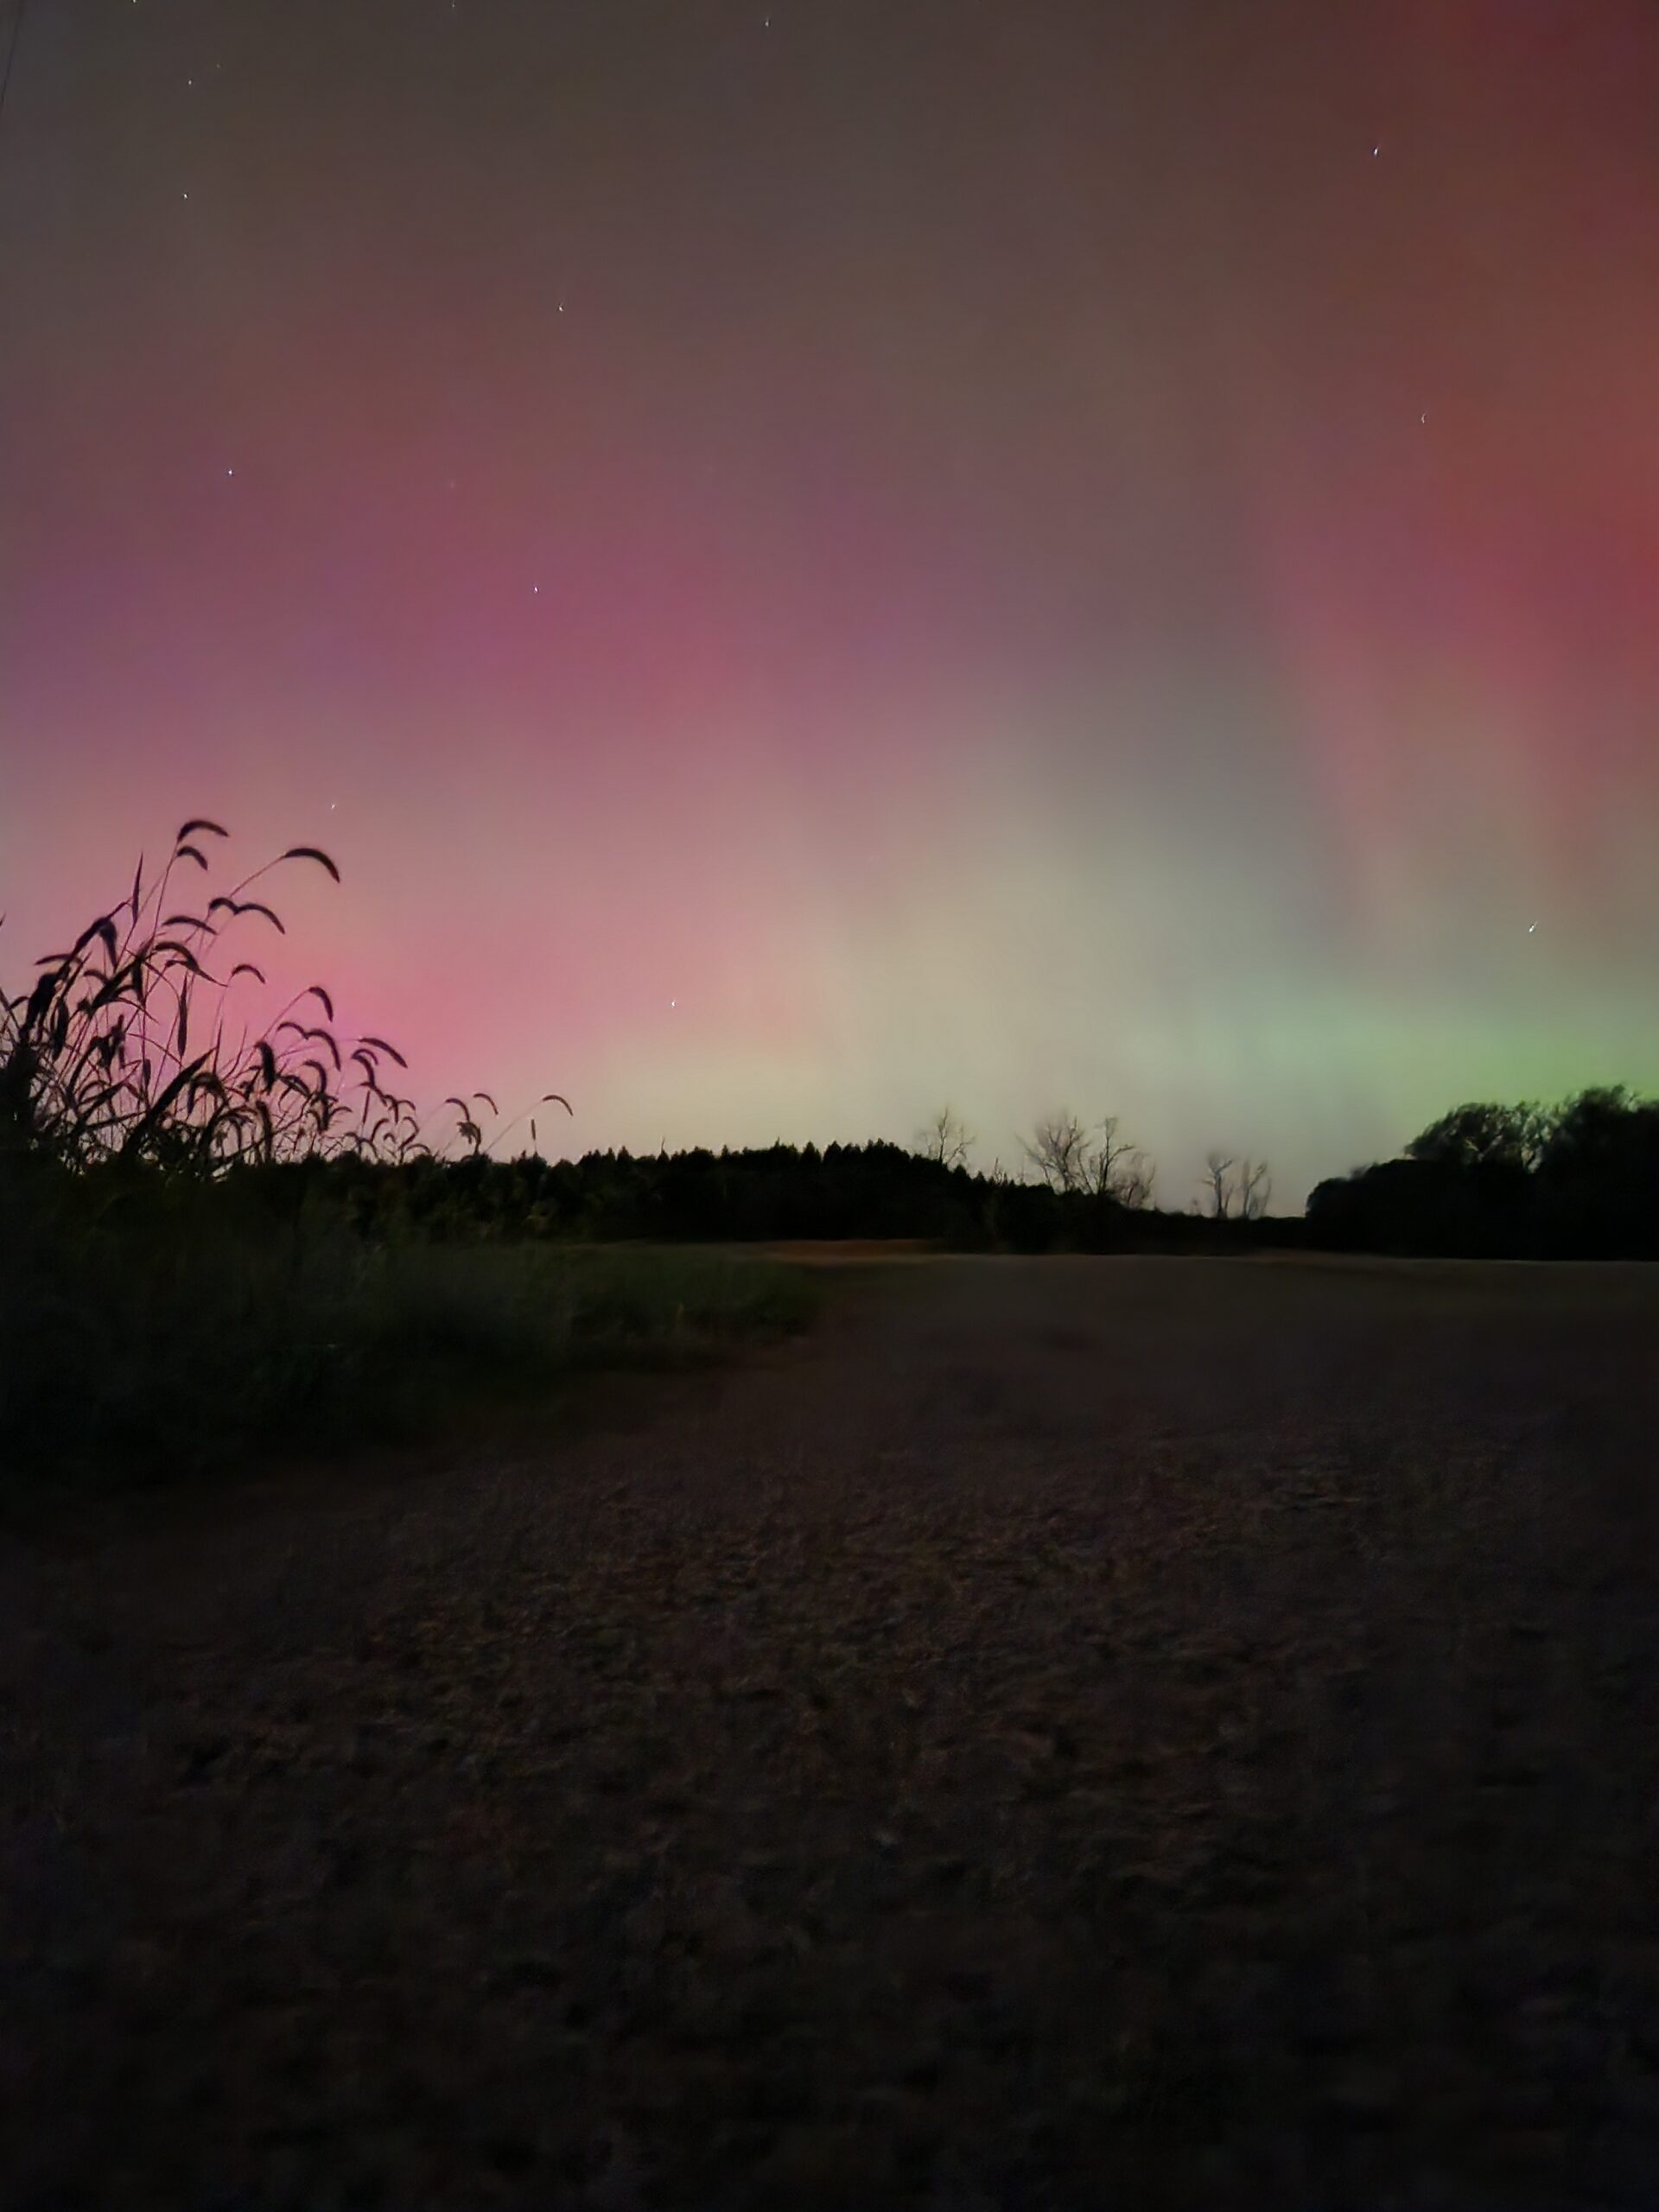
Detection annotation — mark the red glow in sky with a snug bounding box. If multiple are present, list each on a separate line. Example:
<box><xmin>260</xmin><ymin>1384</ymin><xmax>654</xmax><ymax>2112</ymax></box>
<box><xmin>4</xmin><ymin>1</ymin><xmax>1657</xmax><ymax>1202</ymax></box>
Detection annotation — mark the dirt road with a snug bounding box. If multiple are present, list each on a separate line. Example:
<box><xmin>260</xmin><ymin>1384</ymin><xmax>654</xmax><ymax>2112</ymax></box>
<box><xmin>6</xmin><ymin>1255</ymin><xmax>1659</xmax><ymax>2209</ymax></box>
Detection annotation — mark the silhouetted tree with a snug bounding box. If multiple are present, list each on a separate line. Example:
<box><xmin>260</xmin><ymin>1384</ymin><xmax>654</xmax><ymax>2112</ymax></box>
<box><xmin>918</xmin><ymin>1105</ymin><xmax>973</xmax><ymax>1171</ymax></box>
<box><xmin>1200</xmin><ymin>1151</ymin><xmax>1236</xmax><ymax>1218</ymax></box>
<box><xmin>1021</xmin><ymin>1109</ymin><xmax>1151</xmax><ymax>1204</ymax></box>
<box><xmin>1087</xmin><ymin>1115</ymin><xmax>1155</xmax><ymax>1207</ymax></box>
<box><xmin>1238</xmin><ymin>1159</ymin><xmax>1272</xmax><ymax>1220</ymax></box>
<box><xmin>1534</xmin><ymin>1085</ymin><xmax>1659</xmax><ymax>1255</ymax></box>
<box><xmin>1537</xmin><ymin>1085</ymin><xmax>1643</xmax><ymax>1176</ymax></box>
<box><xmin>1023</xmin><ymin>1111</ymin><xmax>1094</xmax><ymax>1194</ymax></box>
<box><xmin>1197</xmin><ymin>1152</ymin><xmax>1271</xmax><ymax>1221</ymax></box>
<box><xmin>1406</xmin><ymin>1100</ymin><xmax>1550</xmax><ymax>1173</ymax></box>
<box><xmin>1306</xmin><ymin>1084</ymin><xmax>1659</xmax><ymax>1259</ymax></box>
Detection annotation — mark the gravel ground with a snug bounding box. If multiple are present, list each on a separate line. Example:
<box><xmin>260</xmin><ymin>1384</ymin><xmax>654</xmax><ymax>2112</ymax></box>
<box><xmin>4</xmin><ymin>1252</ymin><xmax>1659</xmax><ymax>2211</ymax></box>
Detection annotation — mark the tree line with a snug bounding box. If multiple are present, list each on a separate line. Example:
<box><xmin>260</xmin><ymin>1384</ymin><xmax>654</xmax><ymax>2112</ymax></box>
<box><xmin>188</xmin><ymin>1104</ymin><xmax>1290</xmax><ymax>1256</ymax></box>
<box><xmin>1307</xmin><ymin>1087</ymin><xmax>1659</xmax><ymax>1259</ymax></box>
<box><xmin>248</xmin><ymin>1089</ymin><xmax>1658</xmax><ymax>1258</ymax></box>
<box><xmin>8</xmin><ymin>818</ymin><xmax>1653</xmax><ymax>1259</ymax></box>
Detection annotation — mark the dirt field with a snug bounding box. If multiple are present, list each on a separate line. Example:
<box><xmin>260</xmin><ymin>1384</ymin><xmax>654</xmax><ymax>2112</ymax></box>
<box><xmin>5</xmin><ymin>1254</ymin><xmax>1658</xmax><ymax>2209</ymax></box>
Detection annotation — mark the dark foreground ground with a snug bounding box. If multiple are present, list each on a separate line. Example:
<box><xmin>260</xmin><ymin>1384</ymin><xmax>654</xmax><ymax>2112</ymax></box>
<box><xmin>5</xmin><ymin>1253</ymin><xmax>1659</xmax><ymax>2210</ymax></box>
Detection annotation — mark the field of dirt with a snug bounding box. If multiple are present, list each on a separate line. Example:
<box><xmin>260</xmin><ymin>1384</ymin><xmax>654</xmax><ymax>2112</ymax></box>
<box><xmin>5</xmin><ymin>1254</ymin><xmax>1658</xmax><ymax>2209</ymax></box>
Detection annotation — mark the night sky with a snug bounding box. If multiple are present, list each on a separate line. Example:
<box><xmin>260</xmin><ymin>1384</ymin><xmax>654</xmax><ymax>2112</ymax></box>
<box><xmin>4</xmin><ymin>1</ymin><xmax>1658</xmax><ymax>1205</ymax></box>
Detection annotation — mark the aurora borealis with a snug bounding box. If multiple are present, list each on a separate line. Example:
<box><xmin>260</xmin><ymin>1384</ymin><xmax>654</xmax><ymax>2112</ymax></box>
<box><xmin>3</xmin><ymin>2</ymin><xmax>1657</xmax><ymax>1206</ymax></box>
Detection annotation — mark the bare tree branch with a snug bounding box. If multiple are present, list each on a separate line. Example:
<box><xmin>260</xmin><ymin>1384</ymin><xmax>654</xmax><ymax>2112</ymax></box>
<box><xmin>1201</xmin><ymin>1150</ymin><xmax>1236</xmax><ymax>1218</ymax></box>
<box><xmin>1023</xmin><ymin>1110</ymin><xmax>1092</xmax><ymax>1194</ymax></box>
<box><xmin>918</xmin><ymin>1104</ymin><xmax>973</xmax><ymax>1171</ymax></box>
<box><xmin>1239</xmin><ymin>1159</ymin><xmax>1273</xmax><ymax>1220</ymax></box>
<box><xmin>1198</xmin><ymin>1152</ymin><xmax>1271</xmax><ymax>1220</ymax></box>
<box><xmin>1112</xmin><ymin>1148</ymin><xmax>1156</xmax><ymax>1209</ymax></box>
<box><xmin>1088</xmin><ymin>1115</ymin><xmax>1156</xmax><ymax>1207</ymax></box>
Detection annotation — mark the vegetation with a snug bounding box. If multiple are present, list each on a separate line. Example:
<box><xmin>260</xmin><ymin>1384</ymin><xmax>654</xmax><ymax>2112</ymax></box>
<box><xmin>1308</xmin><ymin>1087</ymin><xmax>1659</xmax><ymax>1258</ymax></box>
<box><xmin>3</xmin><ymin>1158</ymin><xmax>819</xmax><ymax>1499</ymax></box>
<box><xmin>1199</xmin><ymin>1151</ymin><xmax>1272</xmax><ymax>1222</ymax></box>
<box><xmin>194</xmin><ymin>1136</ymin><xmax>1295</xmax><ymax>1255</ymax></box>
<box><xmin>1020</xmin><ymin>1111</ymin><xmax>1157</xmax><ymax>1206</ymax></box>
<box><xmin>0</xmin><ymin>823</ymin><xmax>814</xmax><ymax>1498</ymax></box>
<box><xmin>0</xmin><ymin>817</ymin><xmax>572</xmax><ymax>1173</ymax></box>
<box><xmin>8</xmin><ymin>819</ymin><xmax>1655</xmax><ymax>1503</ymax></box>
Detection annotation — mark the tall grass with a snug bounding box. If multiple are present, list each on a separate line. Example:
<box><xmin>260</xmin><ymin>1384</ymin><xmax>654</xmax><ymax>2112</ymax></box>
<box><xmin>0</xmin><ymin>817</ymin><xmax>569</xmax><ymax>1173</ymax></box>
<box><xmin>2</xmin><ymin>1164</ymin><xmax>821</xmax><ymax>1504</ymax></box>
<box><xmin>2</xmin><ymin>819</ymin><xmax>817</xmax><ymax>1506</ymax></box>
